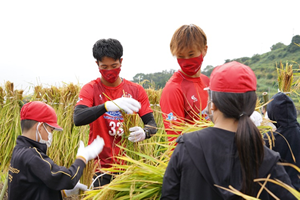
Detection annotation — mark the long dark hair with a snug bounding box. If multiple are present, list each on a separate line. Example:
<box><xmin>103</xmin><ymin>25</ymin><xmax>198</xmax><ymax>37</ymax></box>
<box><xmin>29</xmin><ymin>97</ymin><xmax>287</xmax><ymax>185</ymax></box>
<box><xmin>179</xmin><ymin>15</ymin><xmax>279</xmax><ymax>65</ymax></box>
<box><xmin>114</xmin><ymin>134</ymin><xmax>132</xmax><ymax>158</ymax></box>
<box><xmin>211</xmin><ymin>90</ymin><xmax>264</xmax><ymax>195</ymax></box>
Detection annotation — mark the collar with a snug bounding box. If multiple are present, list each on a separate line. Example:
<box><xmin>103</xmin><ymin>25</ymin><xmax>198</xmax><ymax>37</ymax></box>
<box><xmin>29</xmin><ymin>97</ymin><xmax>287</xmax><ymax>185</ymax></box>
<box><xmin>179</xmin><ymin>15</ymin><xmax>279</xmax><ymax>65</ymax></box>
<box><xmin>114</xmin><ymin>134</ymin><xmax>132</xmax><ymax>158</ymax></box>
<box><xmin>17</xmin><ymin>135</ymin><xmax>47</xmax><ymax>153</ymax></box>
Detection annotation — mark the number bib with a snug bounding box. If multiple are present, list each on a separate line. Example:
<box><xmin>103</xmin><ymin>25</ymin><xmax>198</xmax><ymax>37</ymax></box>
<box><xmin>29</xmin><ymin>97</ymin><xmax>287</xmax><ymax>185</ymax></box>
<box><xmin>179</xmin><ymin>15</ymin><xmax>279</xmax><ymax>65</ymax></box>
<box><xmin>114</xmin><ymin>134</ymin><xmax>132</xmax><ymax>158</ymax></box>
<box><xmin>103</xmin><ymin>111</ymin><xmax>124</xmax><ymax>137</ymax></box>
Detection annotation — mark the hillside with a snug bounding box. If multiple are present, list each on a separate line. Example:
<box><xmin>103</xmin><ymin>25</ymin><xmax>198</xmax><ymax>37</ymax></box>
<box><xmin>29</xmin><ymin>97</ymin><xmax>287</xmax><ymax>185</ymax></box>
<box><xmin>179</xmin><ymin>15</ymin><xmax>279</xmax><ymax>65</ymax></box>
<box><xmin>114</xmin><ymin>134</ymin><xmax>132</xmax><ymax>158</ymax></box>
<box><xmin>223</xmin><ymin>35</ymin><xmax>300</xmax><ymax>94</ymax></box>
<box><xmin>202</xmin><ymin>35</ymin><xmax>300</xmax><ymax>106</ymax></box>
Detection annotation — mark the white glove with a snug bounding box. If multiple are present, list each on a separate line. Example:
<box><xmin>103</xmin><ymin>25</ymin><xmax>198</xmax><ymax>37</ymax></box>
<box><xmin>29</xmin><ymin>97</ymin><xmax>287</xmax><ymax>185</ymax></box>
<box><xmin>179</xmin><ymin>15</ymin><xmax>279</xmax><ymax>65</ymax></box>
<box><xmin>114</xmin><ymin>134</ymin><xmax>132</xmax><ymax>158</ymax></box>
<box><xmin>76</xmin><ymin>136</ymin><xmax>105</xmax><ymax>164</ymax></box>
<box><xmin>250</xmin><ymin>111</ymin><xmax>263</xmax><ymax>127</ymax></box>
<box><xmin>63</xmin><ymin>181</ymin><xmax>89</xmax><ymax>197</ymax></box>
<box><xmin>105</xmin><ymin>97</ymin><xmax>141</xmax><ymax>114</ymax></box>
<box><xmin>128</xmin><ymin>126</ymin><xmax>146</xmax><ymax>142</ymax></box>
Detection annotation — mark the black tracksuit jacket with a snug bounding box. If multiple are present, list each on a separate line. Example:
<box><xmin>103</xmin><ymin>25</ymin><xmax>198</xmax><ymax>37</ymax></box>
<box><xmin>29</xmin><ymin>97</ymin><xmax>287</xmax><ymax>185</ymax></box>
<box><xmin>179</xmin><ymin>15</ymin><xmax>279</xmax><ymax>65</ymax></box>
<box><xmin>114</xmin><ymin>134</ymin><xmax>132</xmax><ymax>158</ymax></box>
<box><xmin>8</xmin><ymin>136</ymin><xmax>86</xmax><ymax>200</ymax></box>
<box><xmin>161</xmin><ymin>127</ymin><xmax>296</xmax><ymax>200</ymax></box>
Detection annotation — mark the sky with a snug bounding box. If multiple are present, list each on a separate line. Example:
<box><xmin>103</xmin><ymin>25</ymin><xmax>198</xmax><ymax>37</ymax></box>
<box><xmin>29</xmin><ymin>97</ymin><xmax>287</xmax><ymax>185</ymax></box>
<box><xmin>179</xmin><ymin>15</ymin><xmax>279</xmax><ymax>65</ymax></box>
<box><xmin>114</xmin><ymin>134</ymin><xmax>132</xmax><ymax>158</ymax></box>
<box><xmin>1</xmin><ymin>0</ymin><xmax>299</xmax><ymax>94</ymax></box>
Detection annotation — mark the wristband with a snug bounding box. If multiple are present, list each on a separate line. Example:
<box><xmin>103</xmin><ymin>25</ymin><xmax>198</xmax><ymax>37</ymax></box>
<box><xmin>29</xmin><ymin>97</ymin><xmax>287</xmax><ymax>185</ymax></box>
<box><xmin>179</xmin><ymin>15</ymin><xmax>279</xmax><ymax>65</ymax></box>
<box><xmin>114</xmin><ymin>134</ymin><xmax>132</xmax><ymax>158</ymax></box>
<box><xmin>144</xmin><ymin>128</ymin><xmax>151</xmax><ymax>139</ymax></box>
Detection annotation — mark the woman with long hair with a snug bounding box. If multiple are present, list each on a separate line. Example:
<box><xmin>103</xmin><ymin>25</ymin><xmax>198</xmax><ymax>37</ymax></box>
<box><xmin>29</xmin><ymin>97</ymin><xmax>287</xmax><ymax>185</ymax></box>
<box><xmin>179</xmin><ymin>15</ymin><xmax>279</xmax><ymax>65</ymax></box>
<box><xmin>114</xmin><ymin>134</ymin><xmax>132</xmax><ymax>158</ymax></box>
<box><xmin>161</xmin><ymin>61</ymin><xmax>295</xmax><ymax>199</ymax></box>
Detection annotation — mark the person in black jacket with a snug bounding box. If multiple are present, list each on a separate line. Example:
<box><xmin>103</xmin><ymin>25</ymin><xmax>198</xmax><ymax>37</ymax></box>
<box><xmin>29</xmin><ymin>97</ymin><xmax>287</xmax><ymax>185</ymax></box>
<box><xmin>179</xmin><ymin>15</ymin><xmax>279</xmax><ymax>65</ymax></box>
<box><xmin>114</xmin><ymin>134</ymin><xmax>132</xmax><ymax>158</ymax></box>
<box><xmin>8</xmin><ymin>101</ymin><xmax>105</xmax><ymax>200</ymax></box>
<box><xmin>161</xmin><ymin>61</ymin><xmax>296</xmax><ymax>200</ymax></box>
<box><xmin>264</xmin><ymin>92</ymin><xmax>300</xmax><ymax>191</ymax></box>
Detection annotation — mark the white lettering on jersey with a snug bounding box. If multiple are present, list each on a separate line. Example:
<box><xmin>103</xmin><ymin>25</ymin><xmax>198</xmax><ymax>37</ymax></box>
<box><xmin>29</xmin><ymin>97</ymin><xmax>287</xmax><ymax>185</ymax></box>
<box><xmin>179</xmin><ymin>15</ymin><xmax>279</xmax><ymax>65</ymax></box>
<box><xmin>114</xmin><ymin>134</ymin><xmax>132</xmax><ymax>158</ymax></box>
<box><xmin>191</xmin><ymin>95</ymin><xmax>198</xmax><ymax>102</ymax></box>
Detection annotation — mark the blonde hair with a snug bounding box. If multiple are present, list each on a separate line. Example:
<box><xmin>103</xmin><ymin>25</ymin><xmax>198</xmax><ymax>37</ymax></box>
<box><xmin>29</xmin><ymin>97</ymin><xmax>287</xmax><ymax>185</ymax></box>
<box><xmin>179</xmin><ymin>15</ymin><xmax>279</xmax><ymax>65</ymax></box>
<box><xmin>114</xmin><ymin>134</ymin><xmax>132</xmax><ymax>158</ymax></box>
<box><xmin>170</xmin><ymin>24</ymin><xmax>207</xmax><ymax>56</ymax></box>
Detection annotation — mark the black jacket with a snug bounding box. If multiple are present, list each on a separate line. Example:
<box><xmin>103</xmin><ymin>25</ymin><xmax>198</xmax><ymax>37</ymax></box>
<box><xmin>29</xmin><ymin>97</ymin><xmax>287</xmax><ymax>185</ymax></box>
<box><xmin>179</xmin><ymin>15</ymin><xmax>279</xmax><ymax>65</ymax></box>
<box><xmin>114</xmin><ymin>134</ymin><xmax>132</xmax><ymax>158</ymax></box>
<box><xmin>8</xmin><ymin>136</ymin><xmax>86</xmax><ymax>200</ymax></box>
<box><xmin>265</xmin><ymin>92</ymin><xmax>300</xmax><ymax>191</ymax></box>
<box><xmin>161</xmin><ymin>127</ymin><xmax>295</xmax><ymax>200</ymax></box>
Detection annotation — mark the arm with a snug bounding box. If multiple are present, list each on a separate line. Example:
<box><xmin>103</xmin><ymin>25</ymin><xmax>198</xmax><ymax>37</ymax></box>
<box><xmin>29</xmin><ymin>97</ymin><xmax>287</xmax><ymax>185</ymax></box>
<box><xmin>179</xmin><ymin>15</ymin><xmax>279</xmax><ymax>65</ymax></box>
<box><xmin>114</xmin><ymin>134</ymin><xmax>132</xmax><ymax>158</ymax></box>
<box><xmin>141</xmin><ymin>112</ymin><xmax>157</xmax><ymax>138</ymax></box>
<box><xmin>161</xmin><ymin>142</ymin><xmax>182</xmax><ymax>199</ymax></box>
<box><xmin>267</xmin><ymin>162</ymin><xmax>297</xmax><ymax>199</ymax></box>
<box><xmin>160</xmin><ymin>87</ymin><xmax>185</xmax><ymax>142</ymax></box>
<box><xmin>27</xmin><ymin>150</ymin><xmax>86</xmax><ymax>190</ymax></box>
<box><xmin>27</xmin><ymin>137</ymin><xmax>104</xmax><ymax>191</ymax></box>
<box><xmin>74</xmin><ymin>98</ymin><xmax>141</xmax><ymax>126</ymax></box>
<box><xmin>74</xmin><ymin>83</ymin><xmax>140</xmax><ymax>126</ymax></box>
<box><xmin>73</xmin><ymin>104</ymin><xmax>107</xmax><ymax>126</ymax></box>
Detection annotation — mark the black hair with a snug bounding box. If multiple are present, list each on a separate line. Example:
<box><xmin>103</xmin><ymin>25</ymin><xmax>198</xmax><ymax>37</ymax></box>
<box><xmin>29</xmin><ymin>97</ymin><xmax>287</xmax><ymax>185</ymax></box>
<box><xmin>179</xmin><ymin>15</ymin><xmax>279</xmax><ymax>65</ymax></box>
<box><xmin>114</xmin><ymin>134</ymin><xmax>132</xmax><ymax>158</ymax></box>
<box><xmin>211</xmin><ymin>91</ymin><xmax>264</xmax><ymax>195</ymax></box>
<box><xmin>92</xmin><ymin>38</ymin><xmax>123</xmax><ymax>62</ymax></box>
<box><xmin>21</xmin><ymin>119</ymin><xmax>38</xmax><ymax>132</ymax></box>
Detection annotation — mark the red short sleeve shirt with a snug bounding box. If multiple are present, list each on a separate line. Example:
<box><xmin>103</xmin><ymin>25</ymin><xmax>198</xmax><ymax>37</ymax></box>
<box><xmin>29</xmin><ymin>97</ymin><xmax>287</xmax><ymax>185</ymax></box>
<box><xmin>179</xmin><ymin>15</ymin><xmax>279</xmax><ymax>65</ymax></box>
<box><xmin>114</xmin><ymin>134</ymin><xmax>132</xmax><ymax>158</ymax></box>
<box><xmin>160</xmin><ymin>71</ymin><xmax>209</xmax><ymax>142</ymax></box>
<box><xmin>76</xmin><ymin>78</ymin><xmax>152</xmax><ymax>168</ymax></box>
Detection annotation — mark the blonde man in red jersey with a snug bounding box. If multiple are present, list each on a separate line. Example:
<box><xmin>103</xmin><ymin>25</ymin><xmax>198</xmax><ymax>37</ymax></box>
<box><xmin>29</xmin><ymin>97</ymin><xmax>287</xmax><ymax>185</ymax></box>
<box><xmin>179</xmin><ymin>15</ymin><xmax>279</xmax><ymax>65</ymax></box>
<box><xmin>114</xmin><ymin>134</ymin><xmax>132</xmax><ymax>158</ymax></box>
<box><xmin>73</xmin><ymin>38</ymin><xmax>157</xmax><ymax>187</ymax></box>
<box><xmin>160</xmin><ymin>24</ymin><xmax>209</xmax><ymax>142</ymax></box>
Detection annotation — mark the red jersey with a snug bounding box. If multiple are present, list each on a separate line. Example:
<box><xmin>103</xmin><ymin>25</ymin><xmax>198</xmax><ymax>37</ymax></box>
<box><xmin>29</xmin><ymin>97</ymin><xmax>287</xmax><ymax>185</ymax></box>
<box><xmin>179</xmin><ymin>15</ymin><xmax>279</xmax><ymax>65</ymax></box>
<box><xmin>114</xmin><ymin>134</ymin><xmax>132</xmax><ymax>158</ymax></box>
<box><xmin>200</xmin><ymin>74</ymin><xmax>210</xmax><ymax>87</ymax></box>
<box><xmin>160</xmin><ymin>71</ymin><xmax>209</xmax><ymax>142</ymax></box>
<box><xmin>76</xmin><ymin>78</ymin><xmax>152</xmax><ymax>168</ymax></box>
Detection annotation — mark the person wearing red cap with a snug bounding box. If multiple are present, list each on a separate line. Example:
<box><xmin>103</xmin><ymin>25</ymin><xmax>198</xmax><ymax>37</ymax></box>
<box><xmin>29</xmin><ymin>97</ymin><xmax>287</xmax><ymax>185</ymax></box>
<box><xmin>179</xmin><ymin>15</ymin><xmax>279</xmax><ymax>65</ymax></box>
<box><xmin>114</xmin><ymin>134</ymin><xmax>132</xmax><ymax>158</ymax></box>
<box><xmin>73</xmin><ymin>38</ymin><xmax>158</xmax><ymax>187</ymax></box>
<box><xmin>159</xmin><ymin>24</ymin><xmax>209</xmax><ymax>142</ymax></box>
<box><xmin>8</xmin><ymin>101</ymin><xmax>105</xmax><ymax>200</ymax></box>
<box><xmin>161</xmin><ymin>61</ymin><xmax>295</xmax><ymax>199</ymax></box>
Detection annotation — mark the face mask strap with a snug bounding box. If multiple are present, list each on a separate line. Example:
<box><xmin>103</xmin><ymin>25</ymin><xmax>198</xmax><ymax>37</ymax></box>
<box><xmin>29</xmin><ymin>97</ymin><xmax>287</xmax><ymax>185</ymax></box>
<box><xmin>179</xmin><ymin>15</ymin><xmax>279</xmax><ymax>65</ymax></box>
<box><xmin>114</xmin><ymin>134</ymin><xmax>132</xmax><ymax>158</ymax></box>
<box><xmin>210</xmin><ymin>91</ymin><xmax>214</xmax><ymax>115</ymax></box>
<box><xmin>43</xmin><ymin>123</ymin><xmax>52</xmax><ymax>147</ymax></box>
<box><xmin>36</xmin><ymin>122</ymin><xmax>41</xmax><ymax>142</ymax></box>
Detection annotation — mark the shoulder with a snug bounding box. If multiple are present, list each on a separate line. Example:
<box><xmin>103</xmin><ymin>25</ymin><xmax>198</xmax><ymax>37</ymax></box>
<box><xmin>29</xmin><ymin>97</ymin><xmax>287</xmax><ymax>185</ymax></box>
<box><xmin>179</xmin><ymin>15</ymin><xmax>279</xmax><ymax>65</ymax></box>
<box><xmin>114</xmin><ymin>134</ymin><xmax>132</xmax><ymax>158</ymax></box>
<box><xmin>81</xmin><ymin>78</ymin><xmax>100</xmax><ymax>89</ymax></box>
<box><xmin>165</xmin><ymin>72</ymin><xmax>182</xmax><ymax>86</ymax></box>
<box><xmin>162</xmin><ymin>73</ymin><xmax>183</xmax><ymax>95</ymax></box>
<box><xmin>17</xmin><ymin>147</ymin><xmax>47</xmax><ymax>166</ymax></box>
<box><xmin>178</xmin><ymin>128</ymin><xmax>214</xmax><ymax>143</ymax></box>
<box><xmin>79</xmin><ymin>79</ymin><xmax>101</xmax><ymax>95</ymax></box>
<box><xmin>259</xmin><ymin>146</ymin><xmax>281</xmax><ymax>176</ymax></box>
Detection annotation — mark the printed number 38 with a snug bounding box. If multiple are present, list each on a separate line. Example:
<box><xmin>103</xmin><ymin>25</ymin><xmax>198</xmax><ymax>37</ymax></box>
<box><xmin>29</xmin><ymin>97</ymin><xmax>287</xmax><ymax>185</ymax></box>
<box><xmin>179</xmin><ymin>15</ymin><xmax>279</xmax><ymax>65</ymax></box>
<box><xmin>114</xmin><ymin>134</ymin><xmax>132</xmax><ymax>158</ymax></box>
<box><xmin>108</xmin><ymin>121</ymin><xmax>124</xmax><ymax>136</ymax></box>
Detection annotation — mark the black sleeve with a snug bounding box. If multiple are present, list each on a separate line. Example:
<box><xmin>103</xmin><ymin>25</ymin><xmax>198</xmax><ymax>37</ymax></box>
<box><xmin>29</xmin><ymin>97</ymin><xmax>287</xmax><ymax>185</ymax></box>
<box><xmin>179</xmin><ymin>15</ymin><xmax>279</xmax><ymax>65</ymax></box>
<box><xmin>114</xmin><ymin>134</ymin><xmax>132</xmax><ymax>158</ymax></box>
<box><xmin>161</xmin><ymin>142</ymin><xmax>182</xmax><ymax>199</ymax></box>
<box><xmin>141</xmin><ymin>112</ymin><xmax>158</xmax><ymax>137</ymax></box>
<box><xmin>73</xmin><ymin>104</ymin><xmax>107</xmax><ymax>126</ymax></box>
<box><xmin>27</xmin><ymin>149</ymin><xmax>86</xmax><ymax>190</ymax></box>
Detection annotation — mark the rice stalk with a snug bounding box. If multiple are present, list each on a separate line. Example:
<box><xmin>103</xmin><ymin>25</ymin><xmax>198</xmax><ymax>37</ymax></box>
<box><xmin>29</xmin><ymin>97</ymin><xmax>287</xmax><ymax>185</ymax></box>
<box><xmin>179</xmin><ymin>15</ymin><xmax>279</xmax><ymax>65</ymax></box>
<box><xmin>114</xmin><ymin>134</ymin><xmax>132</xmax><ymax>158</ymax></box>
<box><xmin>214</xmin><ymin>185</ymin><xmax>261</xmax><ymax>200</ymax></box>
<box><xmin>254</xmin><ymin>177</ymin><xmax>300</xmax><ymax>199</ymax></box>
<box><xmin>0</xmin><ymin>87</ymin><xmax>4</xmax><ymax>107</ymax></box>
<box><xmin>276</xmin><ymin>61</ymin><xmax>293</xmax><ymax>95</ymax></box>
<box><xmin>82</xmin><ymin>141</ymin><xmax>175</xmax><ymax>200</ymax></box>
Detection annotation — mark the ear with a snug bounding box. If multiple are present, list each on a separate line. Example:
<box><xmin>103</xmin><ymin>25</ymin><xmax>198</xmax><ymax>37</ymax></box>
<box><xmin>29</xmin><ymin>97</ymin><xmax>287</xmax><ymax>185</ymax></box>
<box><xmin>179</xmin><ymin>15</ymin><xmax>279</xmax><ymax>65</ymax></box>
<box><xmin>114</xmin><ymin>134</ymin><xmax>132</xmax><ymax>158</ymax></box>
<box><xmin>95</xmin><ymin>60</ymin><xmax>99</xmax><ymax>66</ymax></box>
<box><xmin>202</xmin><ymin>45</ymin><xmax>208</xmax><ymax>57</ymax></box>
<box><xmin>210</xmin><ymin>102</ymin><xmax>216</xmax><ymax>111</ymax></box>
<box><xmin>120</xmin><ymin>58</ymin><xmax>123</xmax><ymax>64</ymax></box>
<box><xmin>37</xmin><ymin>122</ymin><xmax>44</xmax><ymax>132</ymax></box>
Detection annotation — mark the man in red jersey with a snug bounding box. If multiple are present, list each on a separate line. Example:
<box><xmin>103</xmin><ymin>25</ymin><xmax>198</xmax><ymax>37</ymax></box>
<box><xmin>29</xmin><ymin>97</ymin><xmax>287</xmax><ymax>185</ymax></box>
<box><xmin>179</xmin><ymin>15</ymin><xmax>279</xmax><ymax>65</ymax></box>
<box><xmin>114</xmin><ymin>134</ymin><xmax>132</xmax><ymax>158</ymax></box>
<box><xmin>160</xmin><ymin>24</ymin><xmax>209</xmax><ymax>142</ymax></box>
<box><xmin>73</xmin><ymin>38</ymin><xmax>157</xmax><ymax>187</ymax></box>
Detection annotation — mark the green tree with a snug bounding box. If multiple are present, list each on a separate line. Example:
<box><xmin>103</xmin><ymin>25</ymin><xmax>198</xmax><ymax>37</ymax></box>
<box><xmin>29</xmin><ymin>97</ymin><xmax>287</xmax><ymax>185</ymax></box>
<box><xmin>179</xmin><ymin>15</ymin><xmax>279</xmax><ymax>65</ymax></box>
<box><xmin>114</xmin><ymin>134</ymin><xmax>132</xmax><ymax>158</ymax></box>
<box><xmin>201</xmin><ymin>65</ymin><xmax>214</xmax><ymax>77</ymax></box>
<box><xmin>287</xmin><ymin>35</ymin><xmax>300</xmax><ymax>53</ymax></box>
<box><xmin>251</xmin><ymin>54</ymin><xmax>261</xmax><ymax>63</ymax></box>
<box><xmin>132</xmin><ymin>69</ymin><xmax>175</xmax><ymax>89</ymax></box>
<box><xmin>270</xmin><ymin>42</ymin><xmax>286</xmax><ymax>51</ymax></box>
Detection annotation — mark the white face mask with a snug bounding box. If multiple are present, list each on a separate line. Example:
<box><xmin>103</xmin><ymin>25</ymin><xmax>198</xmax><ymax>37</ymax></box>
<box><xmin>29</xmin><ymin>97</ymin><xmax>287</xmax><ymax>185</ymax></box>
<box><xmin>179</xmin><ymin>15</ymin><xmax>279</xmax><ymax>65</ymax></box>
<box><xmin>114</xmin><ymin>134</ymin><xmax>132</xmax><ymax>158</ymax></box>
<box><xmin>36</xmin><ymin>123</ymin><xmax>53</xmax><ymax>147</ymax></box>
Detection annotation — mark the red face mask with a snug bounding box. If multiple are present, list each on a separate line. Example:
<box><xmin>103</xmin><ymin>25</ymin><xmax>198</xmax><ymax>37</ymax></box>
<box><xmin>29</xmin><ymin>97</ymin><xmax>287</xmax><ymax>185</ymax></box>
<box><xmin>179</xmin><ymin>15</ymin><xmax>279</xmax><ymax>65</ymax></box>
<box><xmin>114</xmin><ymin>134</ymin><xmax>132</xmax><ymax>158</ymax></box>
<box><xmin>99</xmin><ymin>67</ymin><xmax>121</xmax><ymax>83</ymax></box>
<box><xmin>177</xmin><ymin>54</ymin><xmax>203</xmax><ymax>76</ymax></box>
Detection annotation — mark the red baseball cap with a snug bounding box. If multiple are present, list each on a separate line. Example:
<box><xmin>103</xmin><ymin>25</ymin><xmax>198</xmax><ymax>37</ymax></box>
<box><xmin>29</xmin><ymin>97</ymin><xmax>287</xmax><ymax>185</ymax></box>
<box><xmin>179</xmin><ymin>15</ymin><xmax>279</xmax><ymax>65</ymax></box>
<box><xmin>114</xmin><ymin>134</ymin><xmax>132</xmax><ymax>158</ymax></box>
<box><xmin>20</xmin><ymin>101</ymin><xmax>63</xmax><ymax>131</ymax></box>
<box><xmin>208</xmin><ymin>61</ymin><xmax>257</xmax><ymax>93</ymax></box>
